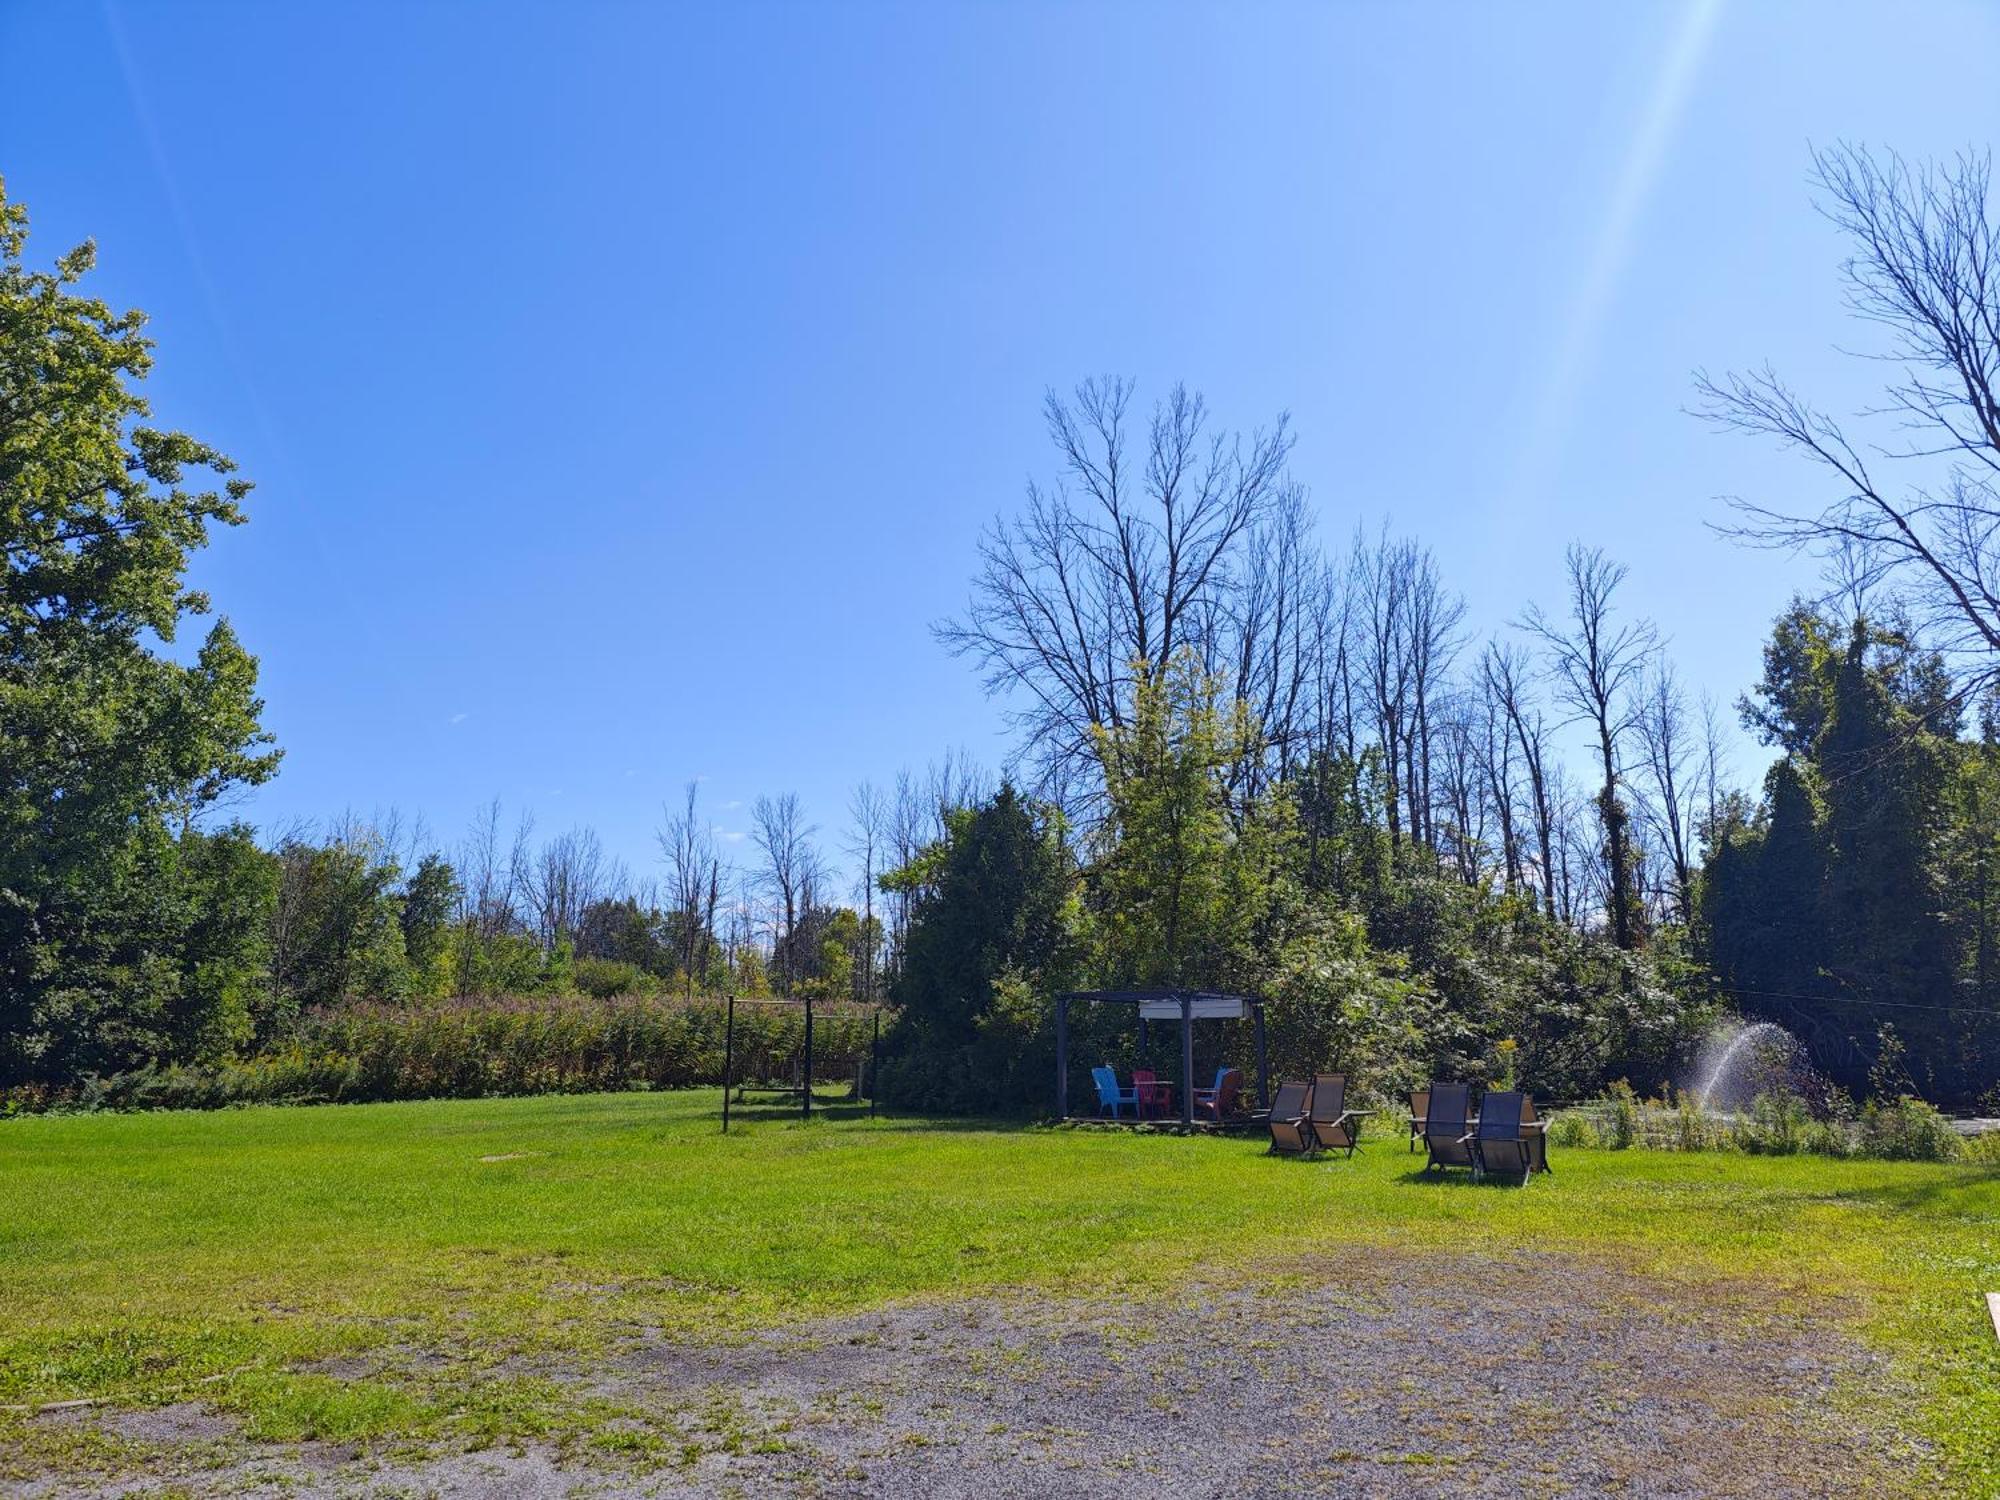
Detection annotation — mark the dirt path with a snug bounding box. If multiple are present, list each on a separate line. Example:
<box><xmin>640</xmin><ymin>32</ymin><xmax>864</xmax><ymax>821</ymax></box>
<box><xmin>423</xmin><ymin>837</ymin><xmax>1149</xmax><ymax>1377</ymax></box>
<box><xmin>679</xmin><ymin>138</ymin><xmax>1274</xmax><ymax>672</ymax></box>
<box><xmin>14</xmin><ymin>1252</ymin><xmax>1925</xmax><ymax>1498</ymax></box>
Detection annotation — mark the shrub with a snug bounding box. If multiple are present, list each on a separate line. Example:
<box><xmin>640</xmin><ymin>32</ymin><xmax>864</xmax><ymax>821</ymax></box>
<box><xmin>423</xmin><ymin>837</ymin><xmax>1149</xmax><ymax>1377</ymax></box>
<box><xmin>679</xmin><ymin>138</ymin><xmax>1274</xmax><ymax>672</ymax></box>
<box><xmin>1605</xmin><ymin>1080</ymin><xmax>1640</xmax><ymax>1150</ymax></box>
<box><xmin>572</xmin><ymin>959</ymin><xmax>657</xmax><ymax>1000</ymax></box>
<box><xmin>1672</xmin><ymin>1088</ymin><xmax>1711</xmax><ymax>1152</ymax></box>
<box><xmin>1546</xmin><ymin>1111</ymin><xmax>1597</xmax><ymax>1149</ymax></box>
<box><xmin>1857</xmin><ymin>1095</ymin><xmax>1962</xmax><ymax>1162</ymax></box>
<box><xmin>1960</xmin><ymin>1130</ymin><xmax>2000</xmax><ymax>1165</ymax></box>
<box><xmin>1739</xmin><ymin>1089</ymin><xmax>1809</xmax><ymax>1154</ymax></box>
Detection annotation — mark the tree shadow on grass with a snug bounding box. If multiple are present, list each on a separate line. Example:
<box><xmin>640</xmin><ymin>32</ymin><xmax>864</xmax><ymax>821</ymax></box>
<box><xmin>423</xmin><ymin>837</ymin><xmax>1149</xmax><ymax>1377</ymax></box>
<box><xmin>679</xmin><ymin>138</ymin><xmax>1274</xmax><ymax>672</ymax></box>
<box><xmin>1810</xmin><ymin>1166</ymin><xmax>2000</xmax><ymax>1217</ymax></box>
<box><xmin>1393</xmin><ymin>1167</ymin><xmax>1539</xmax><ymax>1191</ymax></box>
<box><xmin>716</xmin><ymin>1098</ymin><xmax>1027</xmax><ymax>1134</ymax></box>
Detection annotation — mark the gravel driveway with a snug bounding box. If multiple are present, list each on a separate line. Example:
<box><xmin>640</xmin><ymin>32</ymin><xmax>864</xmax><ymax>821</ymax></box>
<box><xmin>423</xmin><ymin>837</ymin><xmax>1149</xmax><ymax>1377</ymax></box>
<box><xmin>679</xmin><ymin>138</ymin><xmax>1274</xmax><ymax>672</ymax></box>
<box><xmin>16</xmin><ymin>1250</ymin><xmax>1924</xmax><ymax>1499</ymax></box>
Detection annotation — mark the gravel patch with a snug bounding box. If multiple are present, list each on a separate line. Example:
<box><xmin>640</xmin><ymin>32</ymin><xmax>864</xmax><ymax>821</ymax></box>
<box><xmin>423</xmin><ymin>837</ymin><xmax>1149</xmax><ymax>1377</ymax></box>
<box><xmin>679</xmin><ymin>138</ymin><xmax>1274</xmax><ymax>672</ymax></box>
<box><xmin>6</xmin><ymin>1251</ymin><xmax>1925</xmax><ymax>1499</ymax></box>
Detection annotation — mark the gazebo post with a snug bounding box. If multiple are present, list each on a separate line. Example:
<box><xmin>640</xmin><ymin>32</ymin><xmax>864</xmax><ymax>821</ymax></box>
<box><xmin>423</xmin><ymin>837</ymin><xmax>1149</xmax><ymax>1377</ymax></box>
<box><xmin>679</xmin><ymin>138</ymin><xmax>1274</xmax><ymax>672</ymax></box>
<box><xmin>1054</xmin><ymin>993</ymin><xmax>1070</xmax><ymax>1120</ymax></box>
<box><xmin>1253</xmin><ymin>1001</ymin><xmax>1269</xmax><ymax>1109</ymax></box>
<box><xmin>722</xmin><ymin>993</ymin><xmax>735</xmax><ymax>1134</ymax></box>
<box><xmin>803</xmin><ymin>994</ymin><xmax>814</xmax><ymax>1121</ymax></box>
<box><xmin>1179</xmin><ymin>992</ymin><xmax>1194</xmax><ymax>1129</ymax></box>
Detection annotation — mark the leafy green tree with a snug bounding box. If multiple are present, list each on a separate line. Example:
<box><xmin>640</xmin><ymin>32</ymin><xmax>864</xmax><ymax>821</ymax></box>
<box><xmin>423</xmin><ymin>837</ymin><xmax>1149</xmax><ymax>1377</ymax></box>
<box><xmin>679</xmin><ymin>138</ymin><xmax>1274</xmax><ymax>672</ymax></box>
<box><xmin>1090</xmin><ymin>652</ymin><xmax>1293</xmax><ymax>989</ymax></box>
<box><xmin>400</xmin><ymin>854</ymin><xmax>461</xmax><ymax>994</ymax></box>
<box><xmin>576</xmin><ymin>896</ymin><xmax>671</xmax><ymax>974</ymax></box>
<box><xmin>1</xmin><ymin>181</ymin><xmax>279</xmax><ymax>1086</ymax></box>
<box><xmin>269</xmin><ymin>834</ymin><xmax>412</xmax><ymax>1010</ymax></box>
<box><xmin>1739</xmin><ymin>599</ymin><xmax>1841</xmax><ymax>756</ymax></box>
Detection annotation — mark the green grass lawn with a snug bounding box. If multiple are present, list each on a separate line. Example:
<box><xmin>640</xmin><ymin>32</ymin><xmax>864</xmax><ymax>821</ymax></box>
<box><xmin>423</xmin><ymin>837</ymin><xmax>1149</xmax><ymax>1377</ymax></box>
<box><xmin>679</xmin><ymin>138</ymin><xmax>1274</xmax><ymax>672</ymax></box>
<box><xmin>2</xmin><ymin>1090</ymin><xmax>1997</xmax><ymax>1492</ymax></box>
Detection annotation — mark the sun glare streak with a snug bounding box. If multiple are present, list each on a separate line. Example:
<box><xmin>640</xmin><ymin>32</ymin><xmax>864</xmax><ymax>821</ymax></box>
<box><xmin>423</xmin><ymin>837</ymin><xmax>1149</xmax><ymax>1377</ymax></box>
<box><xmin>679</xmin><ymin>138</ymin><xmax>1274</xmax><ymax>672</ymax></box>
<box><xmin>1509</xmin><ymin>0</ymin><xmax>1725</xmax><ymax>507</ymax></box>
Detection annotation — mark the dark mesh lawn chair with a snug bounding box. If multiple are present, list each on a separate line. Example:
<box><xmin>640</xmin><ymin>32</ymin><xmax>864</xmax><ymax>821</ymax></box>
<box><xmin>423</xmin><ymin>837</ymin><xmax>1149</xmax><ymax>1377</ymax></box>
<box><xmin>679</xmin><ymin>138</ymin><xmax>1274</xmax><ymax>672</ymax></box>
<box><xmin>1407</xmin><ymin>1088</ymin><xmax>1428</xmax><ymax>1153</ymax></box>
<box><xmin>1305</xmin><ymin>1073</ymin><xmax>1368</xmax><ymax>1158</ymax></box>
<box><xmin>1264</xmin><ymin>1080</ymin><xmax>1313</xmax><ymax>1154</ymax></box>
<box><xmin>1476</xmin><ymin>1090</ymin><xmax>1537</xmax><ymax>1184</ymax></box>
<box><xmin>1422</xmin><ymin>1082</ymin><xmax>1475</xmax><ymax>1175</ymax></box>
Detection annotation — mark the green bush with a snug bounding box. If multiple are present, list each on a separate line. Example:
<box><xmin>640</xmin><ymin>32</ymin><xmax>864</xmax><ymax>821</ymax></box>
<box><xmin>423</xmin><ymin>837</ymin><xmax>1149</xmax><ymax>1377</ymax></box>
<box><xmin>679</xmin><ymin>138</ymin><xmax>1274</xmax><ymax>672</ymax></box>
<box><xmin>1605</xmin><ymin>1080</ymin><xmax>1640</xmax><ymax>1150</ymax></box>
<box><xmin>1960</xmin><ymin>1130</ymin><xmax>2000</xmax><ymax>1164</ymax></box>
<box><xmin>1738</xmin><ymin>1090</ymin><xmax>1808</xmax><ymax>1154</ymax></box>
<box><xmin>1545</xmin><ymin>1111</ymin><xmax>1597</xmax><ymax>1149</ymax></box>
<box><xmin>572</xmin><ymin>959</ymin><xmax>657</xmax><ymax>1000</ymax></box>
<box><xmin>1857</xmin><ymin>1095</ymin><xmax>1962</xmax><ymax>1162</ymax></box>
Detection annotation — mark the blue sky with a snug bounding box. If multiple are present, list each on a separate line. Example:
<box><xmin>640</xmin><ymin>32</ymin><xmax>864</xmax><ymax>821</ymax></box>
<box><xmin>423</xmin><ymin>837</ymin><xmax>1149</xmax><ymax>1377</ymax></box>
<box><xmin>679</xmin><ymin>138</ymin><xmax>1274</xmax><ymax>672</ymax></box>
<box><xmin>5</xmin><ymin>1</ymin><xmax>1998</xmax><ymax>887</ymax></box>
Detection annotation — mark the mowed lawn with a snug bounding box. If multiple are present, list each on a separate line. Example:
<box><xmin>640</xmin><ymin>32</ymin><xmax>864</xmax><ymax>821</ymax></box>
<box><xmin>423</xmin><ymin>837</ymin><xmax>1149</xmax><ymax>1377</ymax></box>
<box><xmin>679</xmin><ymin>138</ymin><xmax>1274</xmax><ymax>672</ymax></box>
<box><xmin>2</xmin><ymin>1091</ymin><xmax>1997</xmax><ymax>1493</ymax></box>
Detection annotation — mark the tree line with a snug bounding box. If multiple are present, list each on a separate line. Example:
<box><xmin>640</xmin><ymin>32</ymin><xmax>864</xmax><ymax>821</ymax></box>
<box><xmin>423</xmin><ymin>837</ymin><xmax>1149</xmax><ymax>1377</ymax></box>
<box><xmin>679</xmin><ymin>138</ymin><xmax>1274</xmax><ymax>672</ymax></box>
<box><xmin>7</xmin><ymin>144</ymin><xmax>2000</xmax><ymax>1109</ymax></box>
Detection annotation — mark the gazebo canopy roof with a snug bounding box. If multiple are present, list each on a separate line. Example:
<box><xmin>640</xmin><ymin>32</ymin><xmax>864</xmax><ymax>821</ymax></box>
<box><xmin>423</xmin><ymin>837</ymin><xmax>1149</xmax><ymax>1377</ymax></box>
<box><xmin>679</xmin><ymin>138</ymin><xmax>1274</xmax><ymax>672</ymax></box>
<box><xmin>1057</xmin><ymin>989</ymin><xmax>1263</xmax><ymax>1021</ymax></box>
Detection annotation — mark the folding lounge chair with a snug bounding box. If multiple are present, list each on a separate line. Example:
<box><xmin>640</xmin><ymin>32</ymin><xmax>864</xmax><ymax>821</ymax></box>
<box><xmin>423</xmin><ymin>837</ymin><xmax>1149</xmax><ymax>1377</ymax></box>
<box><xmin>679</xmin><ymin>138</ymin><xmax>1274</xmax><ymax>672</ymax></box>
<box><xmin>1091</xmin><ymin>1065</ymin><xmax>1140</xmax><ymax>1119</ymax></box>
<box><xmin>1263</xmin><ymin>1080</ymin><xmax>1312</xmax><ymax>1154</ymax></box>
<box><xmin>1193</xmin><ymin>1067</ymin><xmax>1242</xmax><ymax>1124</ymax></box>
<box><xmin>1522</xmin><ymin>1095</ymin><xmax>1552</xmax><ymax>1174</ymax></box>
<box><xmin>1422</xmin><ymin>1081</ymin><xmax>1475</xmax><ymax>1174</ymax></box>
<box><xmin>1476</xmin><ymin>1090</ymin><xmax>1537</xmax><ymax>1184</ymax></box>
<box><xmin>1305</xmin><ymin>1073</ymin><xmax>1368</xmax><ymax>1158</ymax></box>
<box><xmin>1407</xmin><ymin>1088</ymin><xmax>1429</xmax><ymax>1153</ymax></box>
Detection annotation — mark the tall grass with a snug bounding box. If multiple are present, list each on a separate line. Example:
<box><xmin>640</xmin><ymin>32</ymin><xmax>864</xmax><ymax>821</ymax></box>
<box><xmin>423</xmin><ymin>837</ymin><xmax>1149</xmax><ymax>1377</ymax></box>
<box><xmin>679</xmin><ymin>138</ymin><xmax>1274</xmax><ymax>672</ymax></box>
<box><xmin>4</xmin><ymin>995</ymin><xmax>879</xmax><ymax>1113</ymax></box>
<box><xmin>1546</xmin><ymin>1085</ymin><xmax>1989</xmax><ymax>1163</ymax></box>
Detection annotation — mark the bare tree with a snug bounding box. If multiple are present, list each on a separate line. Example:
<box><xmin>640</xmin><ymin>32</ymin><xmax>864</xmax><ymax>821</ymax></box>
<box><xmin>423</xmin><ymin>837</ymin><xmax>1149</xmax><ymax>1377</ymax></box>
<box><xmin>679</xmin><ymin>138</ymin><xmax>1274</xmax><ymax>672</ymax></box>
<box><xmin>1701</xmin><ymin>145</ymin><xmax>2000</xmax><ymax>700</ymax></box>
<box><xmin>1405</xmin><ymin>546</ymin><xmax>1467</xmax><ymax>857</ymax></box>
<box><xmin>1484</xmin><ymin>642</ymin><xmax>1561</xmax><ymax>921</ymax></box>
<box><xmin>922</xmin><ymin>748</ymin><xmax>988</xmax><ymax>836</ymax></box>
<box><xmin>1697</xmin><ymin>691</ymin><xmax>1731</xmax><ymax>845</ymax></box>
<box><xmin>1471</xmin><ymin>653</ymin><xmax>1524</xmax><ymax>893</ymax></box>
<box><xmin>844</xmin><ymin>781</ymin><xmax>889</xmax><ymax>1002</ymax></box>
<box><xmin>751</xmin><ymin>792</ymin><xmax>819</xmax><ymax>995</ymax></box>
<box><xmin>451</xmin><ymin>800</ymin><xmax>534</xmax><ymax>996</ymax></box>
<box><xmin>658</xmin><ymin>782</ymin><xmax>725</xmax><ymax>996</ymax></box>
<box><xmin>1431</xmin><ymin>694</ymin><xmax>1488</xmax><ymax>885</ymax></box>
<box><xmin>1214</xmin><ymin>484</ymin><xmax>1323</xmax><ymax>791</ymax></box>
<box><xmin>939</xmin><ymin>379</ymin><xmax>1295</xmax><ymax>804</ymax></box>
<box><xmin>525</xmin><ymin>826</ymin><xmax>611</xmax><ymax>953</ymax></box>
<box><xmin>1352</xmin><ymin>530</ymin><xmax>1415</xmax><ymax>845</ymax></box>
<box><xmin>1521</xmin><ymin>545</ymin><xmax>1658</xmax><ymax>947</ymax></box>
<box><xmin>1633</xmin><ymin>664</ymin><xmax>1699</xmax><ymax>924</ymax></box>
<box><xmin>1546</xmin><ymin>762</ymin><xmax>1597</xmax><ymax>930</ymax></box>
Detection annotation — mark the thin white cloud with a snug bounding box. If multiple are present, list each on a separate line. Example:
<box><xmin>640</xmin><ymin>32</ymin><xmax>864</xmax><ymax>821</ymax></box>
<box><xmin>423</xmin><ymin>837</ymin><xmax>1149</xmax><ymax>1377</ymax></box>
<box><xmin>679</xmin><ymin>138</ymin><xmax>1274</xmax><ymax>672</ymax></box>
<box><xmin>449</xmin><ymin>712</ymin><xmax>469</xmax><ymax>725</ymax></box>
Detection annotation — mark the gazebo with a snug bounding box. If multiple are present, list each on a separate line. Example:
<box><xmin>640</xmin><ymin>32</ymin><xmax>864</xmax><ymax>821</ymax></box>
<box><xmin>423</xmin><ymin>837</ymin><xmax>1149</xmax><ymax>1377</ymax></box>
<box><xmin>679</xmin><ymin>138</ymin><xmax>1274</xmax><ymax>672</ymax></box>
<box><xmin>1054</xmin><ymin>989</ymin><xmax>1270</xmax><ymax>1127</ymax></box>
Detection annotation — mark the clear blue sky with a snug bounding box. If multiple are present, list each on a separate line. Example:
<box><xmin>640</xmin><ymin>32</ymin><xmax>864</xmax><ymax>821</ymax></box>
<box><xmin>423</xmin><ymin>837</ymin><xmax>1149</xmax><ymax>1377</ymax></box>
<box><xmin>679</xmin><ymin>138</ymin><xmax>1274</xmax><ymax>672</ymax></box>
<box><xmin>5</xmin><ymin>1</ymin><xmax>1998</xmax><ymax>887</ymax></box>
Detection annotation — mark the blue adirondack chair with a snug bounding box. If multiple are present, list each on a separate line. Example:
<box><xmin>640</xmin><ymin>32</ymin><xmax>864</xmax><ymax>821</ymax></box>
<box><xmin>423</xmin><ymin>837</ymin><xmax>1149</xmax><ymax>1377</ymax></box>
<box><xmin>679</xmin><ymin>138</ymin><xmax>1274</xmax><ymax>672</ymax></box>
<box><xmin>1091</xmin><ymin>1065</ymin><xmax>1140</xmax><ymax>1119</ymax></box>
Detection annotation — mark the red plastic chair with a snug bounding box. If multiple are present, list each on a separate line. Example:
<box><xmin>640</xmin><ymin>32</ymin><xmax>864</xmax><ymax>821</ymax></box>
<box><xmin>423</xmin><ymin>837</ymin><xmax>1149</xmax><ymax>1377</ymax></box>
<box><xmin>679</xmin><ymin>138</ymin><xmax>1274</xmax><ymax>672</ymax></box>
<box><xmin>1132</xmin><ymin>1069</ymin><xmax>1172</xmax><ymax>1119</ymax></box>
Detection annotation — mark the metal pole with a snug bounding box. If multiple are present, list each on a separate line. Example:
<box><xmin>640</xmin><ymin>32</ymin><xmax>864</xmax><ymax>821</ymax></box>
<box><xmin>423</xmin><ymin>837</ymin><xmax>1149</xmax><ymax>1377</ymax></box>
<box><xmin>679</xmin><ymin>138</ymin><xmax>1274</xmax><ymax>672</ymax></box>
<box><xmin>803</xmin><ymin>995</ymin><xmax>814</xmax><ymax>1121</ymax></box>
<box><xmin>1254</xmin><ymin>1002</ymin><xmax>1269</xmax><ymax>1110</ymax></box>
<box><xmin>722</xmin><ymin>993</ymin><xmax>735</xmax><ymax>1134</ymax></box>
<box><xmin>1055</xmin><ymin>994</ymin><xmax>1070</xmax><ymax>1120</ymax></box>
<box><xmin>1180</xmin><ymin>993</ymin><xmax>1194</xmax><ymax>1129</ymax></box>
<box><xmin>869</xmin><ymin>1010</ymin><xmax>879</xmax><ymax>1119</ymax></box>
